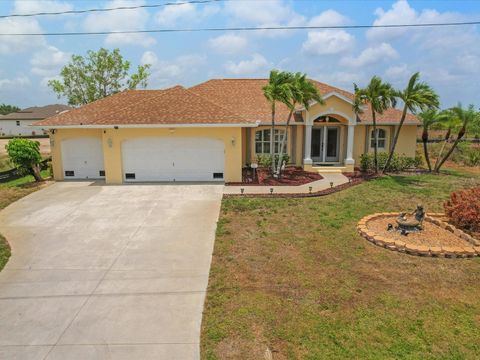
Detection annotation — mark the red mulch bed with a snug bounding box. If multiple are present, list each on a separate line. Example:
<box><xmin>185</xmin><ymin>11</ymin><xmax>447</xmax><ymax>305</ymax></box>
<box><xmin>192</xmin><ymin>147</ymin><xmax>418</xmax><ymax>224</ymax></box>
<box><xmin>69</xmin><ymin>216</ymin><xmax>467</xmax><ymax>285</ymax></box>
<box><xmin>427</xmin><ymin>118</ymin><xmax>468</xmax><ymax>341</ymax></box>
<box><xmin>226</xmin><ymin>166</ymin><xmax>323</xmax><ymax>186</ymax></box>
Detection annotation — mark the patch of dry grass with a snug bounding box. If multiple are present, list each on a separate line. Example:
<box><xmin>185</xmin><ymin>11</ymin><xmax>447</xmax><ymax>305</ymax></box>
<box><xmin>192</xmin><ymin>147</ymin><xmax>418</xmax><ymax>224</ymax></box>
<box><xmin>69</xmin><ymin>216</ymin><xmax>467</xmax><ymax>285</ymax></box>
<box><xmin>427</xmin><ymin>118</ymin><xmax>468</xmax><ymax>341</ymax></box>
<box><xmin>202</xmin><ymin>172</ymin><xmax>480</xmax><ymax>359</ymax></box>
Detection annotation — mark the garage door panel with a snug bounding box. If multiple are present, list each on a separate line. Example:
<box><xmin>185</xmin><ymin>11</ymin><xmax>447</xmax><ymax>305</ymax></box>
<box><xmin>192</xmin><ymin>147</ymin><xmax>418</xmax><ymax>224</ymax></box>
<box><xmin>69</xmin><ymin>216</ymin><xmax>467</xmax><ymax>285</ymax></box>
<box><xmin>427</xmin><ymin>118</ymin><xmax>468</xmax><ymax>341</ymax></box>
<box><xmin>61</xmin><ymin>137</ymin><xmax>105</xmax><ymax>180</ymax></box>
<box><xmin>122</xmin><ymin>137</ymin><xmax>225</xmax><ymax>182</ymax></box>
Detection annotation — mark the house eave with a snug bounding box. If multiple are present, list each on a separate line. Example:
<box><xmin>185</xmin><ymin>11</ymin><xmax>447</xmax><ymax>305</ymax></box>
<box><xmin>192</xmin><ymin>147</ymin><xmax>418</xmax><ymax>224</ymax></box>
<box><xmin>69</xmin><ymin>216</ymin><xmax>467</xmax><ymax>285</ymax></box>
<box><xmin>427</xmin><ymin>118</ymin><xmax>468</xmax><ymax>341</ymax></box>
<box><xmin>30</xmin><ymin>122</ymin><xmax>261</xmax><ymax>129</ymax></box>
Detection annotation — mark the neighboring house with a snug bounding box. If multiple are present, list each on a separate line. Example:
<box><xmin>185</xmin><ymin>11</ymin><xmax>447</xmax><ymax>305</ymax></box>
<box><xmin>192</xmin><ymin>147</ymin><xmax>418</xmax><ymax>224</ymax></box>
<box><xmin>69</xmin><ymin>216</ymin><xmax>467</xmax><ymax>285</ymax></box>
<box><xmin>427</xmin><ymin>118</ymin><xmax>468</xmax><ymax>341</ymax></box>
<box><xmin>0</xmin><ymin>104</ymin><xmax>71</xmax><ymax>137</ymax></box>
<box><xmin>33</xmin><ymin>79</ymin><xmax>418</xmax><ymax>183</ymax></box>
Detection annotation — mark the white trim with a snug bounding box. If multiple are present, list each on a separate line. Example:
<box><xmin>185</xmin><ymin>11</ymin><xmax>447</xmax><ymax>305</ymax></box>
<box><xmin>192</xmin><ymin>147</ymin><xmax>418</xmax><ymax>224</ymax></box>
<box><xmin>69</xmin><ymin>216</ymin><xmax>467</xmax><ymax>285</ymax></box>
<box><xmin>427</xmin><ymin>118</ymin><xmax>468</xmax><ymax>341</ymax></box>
<box><xmin>30</xmin><ymin>122</ymin><xmax>260</xmax><ymax>129</ymax></box>
<box><xmin>307</xmin><ymin>110</ymin><xmax>354</xmax><ymax>125</ymax></box>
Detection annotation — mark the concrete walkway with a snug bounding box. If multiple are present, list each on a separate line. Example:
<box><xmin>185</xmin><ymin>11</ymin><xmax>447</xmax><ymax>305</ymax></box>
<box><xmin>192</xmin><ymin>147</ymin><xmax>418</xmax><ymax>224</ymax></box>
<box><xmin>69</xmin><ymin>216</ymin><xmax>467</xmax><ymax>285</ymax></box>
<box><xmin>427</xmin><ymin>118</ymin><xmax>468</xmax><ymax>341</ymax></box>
<box><xmin>0</xmin><ymin>182</ymin><xmax>223</xmax><ymax>360</ymax></box>
<box><xmin>223</xmin><ymin>172</ymin><xmax>350</xmax><ymax>195</ymax></box>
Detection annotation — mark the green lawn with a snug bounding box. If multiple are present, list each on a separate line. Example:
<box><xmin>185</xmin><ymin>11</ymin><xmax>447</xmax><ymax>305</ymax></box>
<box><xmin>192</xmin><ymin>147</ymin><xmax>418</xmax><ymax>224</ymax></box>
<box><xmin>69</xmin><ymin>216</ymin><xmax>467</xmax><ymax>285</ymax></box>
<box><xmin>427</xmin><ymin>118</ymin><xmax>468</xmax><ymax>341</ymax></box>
<box><xmin>201</xmin><ymin>171</ymin><xmax>480</xmax><ymax>359</ymax></box>
<box><xmin>0</xmin><ymin>169</ymin><xmax>50</xmax><ymax>272</ymax></box>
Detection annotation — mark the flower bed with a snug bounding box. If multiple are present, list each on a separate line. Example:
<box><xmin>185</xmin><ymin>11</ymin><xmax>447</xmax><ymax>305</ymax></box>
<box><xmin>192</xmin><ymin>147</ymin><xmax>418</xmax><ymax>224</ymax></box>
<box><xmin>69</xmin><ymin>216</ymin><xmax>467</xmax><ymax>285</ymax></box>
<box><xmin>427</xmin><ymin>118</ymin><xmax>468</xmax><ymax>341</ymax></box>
<box><xmin>226</xmin><ymin>166</ymin><xmax>322</xmax><ymax>186</ymax></box>
<box><xmin>357</xmin><ymin>213</ymin><xmax>480</xmax><ymax>258</ymax></box>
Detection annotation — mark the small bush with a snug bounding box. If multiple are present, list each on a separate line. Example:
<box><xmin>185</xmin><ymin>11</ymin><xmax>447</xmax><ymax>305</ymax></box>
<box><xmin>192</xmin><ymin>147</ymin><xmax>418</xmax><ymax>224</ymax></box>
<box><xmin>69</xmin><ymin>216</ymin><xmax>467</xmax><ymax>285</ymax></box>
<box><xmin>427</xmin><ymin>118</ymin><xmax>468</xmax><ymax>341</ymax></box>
<box><xmin>444</xmin><ymin>187</ymin><xmax>480</xmax><ymax>233</ymax></box>
<box><xmin>359</xmin><ymin>152</ymin><xmax>420</xmax><ymax>172</ymax></box>
<box><xmin>464</xmin><ymin>146</ymin><xmax>480</xmax><ymax>166</ymax></box>
<box><xmin>255</xmin><ymin>154</ymin><xmax>290</xmax><ymax>168</ymax></box>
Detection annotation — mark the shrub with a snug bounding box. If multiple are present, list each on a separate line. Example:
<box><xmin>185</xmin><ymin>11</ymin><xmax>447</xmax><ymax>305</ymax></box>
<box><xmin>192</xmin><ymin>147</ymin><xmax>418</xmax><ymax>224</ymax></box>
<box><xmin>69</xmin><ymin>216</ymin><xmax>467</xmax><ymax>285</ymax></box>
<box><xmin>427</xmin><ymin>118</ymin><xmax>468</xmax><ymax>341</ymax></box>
<box><xmin>464</xmin><ymin>146</ymin><xmax>480</xmax><ymax>166</ymax></box>
<box><xmin>444</xmin><ymin>187</ymin><xmax>480</xmax><ymax>233</ymax></box>
<box><xmin>5</xmin><ymin>138</ymin><xmax>43</xmax><ymax>181</ymax></box>
<box><xmin>359</xmin><ymin>152</ymin><xmax>419</xmax><ymax>172</ymax></box>
<box><xmin>255</xmin><ymin>154</ymin><xmax>290</xmax><ymax>168</ymax></box>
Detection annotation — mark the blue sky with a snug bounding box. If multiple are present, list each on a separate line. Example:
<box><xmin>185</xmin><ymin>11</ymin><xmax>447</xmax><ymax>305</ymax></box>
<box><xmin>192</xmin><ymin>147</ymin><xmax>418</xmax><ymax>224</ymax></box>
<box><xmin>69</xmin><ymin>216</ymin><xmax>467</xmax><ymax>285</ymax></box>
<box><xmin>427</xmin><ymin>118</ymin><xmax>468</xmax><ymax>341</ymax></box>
<box><xmin>0</xmin><ymin>0</ymin><xmax>479</xmax><ymax>109</ymax></box>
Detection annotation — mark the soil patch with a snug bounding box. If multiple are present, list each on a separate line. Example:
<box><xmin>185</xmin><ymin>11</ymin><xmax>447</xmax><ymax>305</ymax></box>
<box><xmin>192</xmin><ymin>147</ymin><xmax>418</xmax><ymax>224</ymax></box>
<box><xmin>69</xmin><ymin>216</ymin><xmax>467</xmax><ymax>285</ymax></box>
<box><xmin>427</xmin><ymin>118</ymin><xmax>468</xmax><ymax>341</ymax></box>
<box><xmin>227</xmin><ymin>167</ymin><xmax>322</xmax><ymax>186</ymax></box>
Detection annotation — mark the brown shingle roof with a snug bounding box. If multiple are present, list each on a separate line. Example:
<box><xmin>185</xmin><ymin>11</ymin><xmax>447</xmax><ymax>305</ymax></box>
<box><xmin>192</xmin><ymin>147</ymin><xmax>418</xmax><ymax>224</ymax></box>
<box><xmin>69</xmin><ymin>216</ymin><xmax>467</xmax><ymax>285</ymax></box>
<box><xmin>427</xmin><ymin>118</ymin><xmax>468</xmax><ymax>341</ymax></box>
<box><xmin>34</xmin><ymin>86</ymin><xmax>254</xmax><ymax>127</ymax></box>
<box><xmin>190</xmin><ymin>79</ymin><xmax>418</xmax><ymax>125</ymax></box>
<box><xmin>1</xmin><ymin>104</ymin><xmax>71</xmax><ymax>120</ymax></box>
<box><xmin>34</xmin><ymin>78</ymin><xmax>418</xmax><ymax>127</ymax></box>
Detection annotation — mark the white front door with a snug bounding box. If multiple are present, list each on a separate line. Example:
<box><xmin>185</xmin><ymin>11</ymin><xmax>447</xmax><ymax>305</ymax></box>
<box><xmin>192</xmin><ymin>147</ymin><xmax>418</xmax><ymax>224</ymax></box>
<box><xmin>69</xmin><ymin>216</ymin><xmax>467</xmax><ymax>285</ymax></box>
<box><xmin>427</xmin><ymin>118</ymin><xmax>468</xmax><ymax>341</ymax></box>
<box><xmin>61</xmin><ymin>137</ymin><xmax>105</xmax><ymax>179</ymax></box>
<box><xmin>121</xmin><ymin>137</ymin><xmax>225</xmax><ymax>182</ymax></box>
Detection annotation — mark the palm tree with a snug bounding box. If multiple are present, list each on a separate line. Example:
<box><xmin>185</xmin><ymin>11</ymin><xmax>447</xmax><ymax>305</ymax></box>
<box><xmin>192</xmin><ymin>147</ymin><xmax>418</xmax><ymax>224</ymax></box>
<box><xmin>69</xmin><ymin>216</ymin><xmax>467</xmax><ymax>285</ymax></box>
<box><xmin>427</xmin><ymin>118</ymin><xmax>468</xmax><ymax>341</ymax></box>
<box><xmin>418</xmin><ymin>109</ymin><xmax>442</xmax><ymax>171</ymax></box>
<box><xmin>275</xmin><ymin>73</ymin><xmax>324</xmax><ymax>175</ymax></box>
<box><xmin>263</xmin><ymin>70</ymin><xmax>293</xmax><ymax>175</ymax></box>
<box><xmin>383</xmin><ymin>72</ymin><xmax>439</xmax><ymax>173</ymax></box>
<box><xmin>434</xmin><ymin>104</ymin><xmax>478</xmax><ymax>172</ymax></box>
<box><xmin>354</xmin><ymin>76</ymin><xmax>397</xmax><ymax>173</ymax></box>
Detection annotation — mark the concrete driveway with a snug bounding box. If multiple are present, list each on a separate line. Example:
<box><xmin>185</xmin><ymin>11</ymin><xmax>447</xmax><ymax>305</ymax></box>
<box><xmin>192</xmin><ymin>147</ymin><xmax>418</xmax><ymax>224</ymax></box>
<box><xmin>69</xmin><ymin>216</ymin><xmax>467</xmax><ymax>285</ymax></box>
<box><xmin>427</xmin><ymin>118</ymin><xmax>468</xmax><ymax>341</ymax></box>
<box><xmin>0</xmin><ymin>182</ymin><xmax>223</xmax><ymax>360</ymax></box>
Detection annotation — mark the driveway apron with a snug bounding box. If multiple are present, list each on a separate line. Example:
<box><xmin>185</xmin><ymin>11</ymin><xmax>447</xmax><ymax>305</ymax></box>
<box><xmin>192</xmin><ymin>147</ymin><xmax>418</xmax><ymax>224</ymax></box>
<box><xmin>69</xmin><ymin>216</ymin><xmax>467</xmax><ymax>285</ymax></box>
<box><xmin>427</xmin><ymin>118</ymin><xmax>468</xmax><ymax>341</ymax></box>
<box><xmin>0</xmin><ymin>182</ymin><xmax>223</xmax><ymax>360</ymax></box>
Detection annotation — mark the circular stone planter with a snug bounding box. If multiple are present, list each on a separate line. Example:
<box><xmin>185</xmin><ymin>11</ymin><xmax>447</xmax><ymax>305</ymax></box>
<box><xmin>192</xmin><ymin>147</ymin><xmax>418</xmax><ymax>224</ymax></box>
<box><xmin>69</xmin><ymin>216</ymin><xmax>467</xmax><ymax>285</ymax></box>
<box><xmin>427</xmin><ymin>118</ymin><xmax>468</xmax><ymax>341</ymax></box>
<box><xmin>357</xmin><ymin>213</ymin><xmax>480</xmax><ymax>258</ymax></box>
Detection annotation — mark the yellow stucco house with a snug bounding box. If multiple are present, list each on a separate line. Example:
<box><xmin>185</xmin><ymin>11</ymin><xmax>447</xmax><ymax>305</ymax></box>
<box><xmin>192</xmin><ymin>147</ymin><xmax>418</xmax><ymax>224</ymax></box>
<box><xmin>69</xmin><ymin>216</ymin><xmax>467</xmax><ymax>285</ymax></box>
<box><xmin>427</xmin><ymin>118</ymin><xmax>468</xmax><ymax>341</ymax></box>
<box><xmin>34</xmin><ymin>79</ymin><xmax>418</xmax><ymax>184</ymax></box>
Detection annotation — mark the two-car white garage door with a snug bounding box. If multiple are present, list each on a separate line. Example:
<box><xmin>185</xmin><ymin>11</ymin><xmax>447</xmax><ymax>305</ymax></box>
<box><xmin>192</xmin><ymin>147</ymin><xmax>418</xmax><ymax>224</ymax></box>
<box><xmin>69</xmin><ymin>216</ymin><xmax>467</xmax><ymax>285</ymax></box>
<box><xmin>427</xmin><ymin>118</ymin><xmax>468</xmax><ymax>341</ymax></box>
<box><xmin>122</xmin><ymin>137</ymin><xmax>225</xmax><ymax>182</ymax></box>
<box><xmin>61</xmin><ymin>137</ymin><xmax>225</xmax><ymax>182</ymax></box>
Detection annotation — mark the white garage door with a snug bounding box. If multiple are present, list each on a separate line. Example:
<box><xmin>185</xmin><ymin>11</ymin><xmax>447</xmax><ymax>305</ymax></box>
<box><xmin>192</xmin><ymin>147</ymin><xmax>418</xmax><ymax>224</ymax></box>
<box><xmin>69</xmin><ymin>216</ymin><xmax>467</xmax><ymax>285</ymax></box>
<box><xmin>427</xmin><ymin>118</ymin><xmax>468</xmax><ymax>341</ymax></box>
<box><xmin>122</xmin><ymin>137</ymin><xmax>225</xmax><ymax>182</ymax></box>
<box><xmin>61</xmin><ymin>137</ymin><xmax>105</xmax><ymax>179</ymax></box>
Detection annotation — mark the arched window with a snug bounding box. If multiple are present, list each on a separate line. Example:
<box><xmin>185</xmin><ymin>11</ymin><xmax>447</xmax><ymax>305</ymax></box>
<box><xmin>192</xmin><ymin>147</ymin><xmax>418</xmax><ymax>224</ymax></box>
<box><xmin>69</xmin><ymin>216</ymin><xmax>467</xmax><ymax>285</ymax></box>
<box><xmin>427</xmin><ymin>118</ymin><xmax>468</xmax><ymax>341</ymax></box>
<box><xmin>370</xmin><ymin>128</ymin><xmax>386</xmax><ymax>149</ymax></box>
<box><xmin>255</xmin><ymin>129</ymin><xmax>287</xmax><ymax>154</ymax></box>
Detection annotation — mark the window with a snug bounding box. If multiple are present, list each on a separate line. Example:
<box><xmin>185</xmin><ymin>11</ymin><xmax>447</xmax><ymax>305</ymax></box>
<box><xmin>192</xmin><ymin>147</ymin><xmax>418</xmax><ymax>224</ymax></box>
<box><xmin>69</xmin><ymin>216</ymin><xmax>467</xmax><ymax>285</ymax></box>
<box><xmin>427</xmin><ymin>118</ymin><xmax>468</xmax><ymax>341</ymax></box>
<box><xmin>370</xmin><ymin>128</ymin><xmax>387</xmax><ymax>149</ymax></box>
<box><xmin>16</xmin><ymin>121</ymin><xmax>20</xmax><ymax>126</ymax></box>
<box><xmin>255</xmin><ymin>129</ymin><xmax>286</xmax><ymax>154</ymax></box>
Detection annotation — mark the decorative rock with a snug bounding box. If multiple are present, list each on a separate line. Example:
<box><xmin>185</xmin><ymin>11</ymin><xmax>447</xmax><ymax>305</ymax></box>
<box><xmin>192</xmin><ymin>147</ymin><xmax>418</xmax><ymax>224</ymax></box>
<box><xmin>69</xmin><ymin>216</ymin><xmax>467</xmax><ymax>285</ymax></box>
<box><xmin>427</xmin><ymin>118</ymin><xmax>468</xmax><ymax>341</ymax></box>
<box><xmin>373</xmin><ymin>235</ymin><xmax>386</xmax><ymax>246</ymax></box>
<box><xmin>357</xmin><ymin>212</ymin><xmax>478</xmax><ymax>259</ymax></box>
<box><xmin>416</xmin><ymin>245</ymin><xmax>430</xmax><ymax>256</ymax></box>
<box><xmin>429</xmin><ymin>246</ymin><xmax>443</xmax><ymax>257</ymax></box>
<box><xmin>442</xmin><ymin>246</ymin><xmax>456</xmax><ymax>258</ymax></box>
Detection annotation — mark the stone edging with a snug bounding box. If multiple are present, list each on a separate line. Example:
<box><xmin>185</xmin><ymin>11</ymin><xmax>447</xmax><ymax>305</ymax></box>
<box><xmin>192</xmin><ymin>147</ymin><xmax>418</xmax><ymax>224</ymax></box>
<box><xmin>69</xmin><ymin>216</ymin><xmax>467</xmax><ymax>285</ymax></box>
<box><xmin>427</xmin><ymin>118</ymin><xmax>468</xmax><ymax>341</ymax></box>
<box><xmin>357</xmin><ymin>212</ymin><xmax>480</xmax><ymax>258</ymax></box>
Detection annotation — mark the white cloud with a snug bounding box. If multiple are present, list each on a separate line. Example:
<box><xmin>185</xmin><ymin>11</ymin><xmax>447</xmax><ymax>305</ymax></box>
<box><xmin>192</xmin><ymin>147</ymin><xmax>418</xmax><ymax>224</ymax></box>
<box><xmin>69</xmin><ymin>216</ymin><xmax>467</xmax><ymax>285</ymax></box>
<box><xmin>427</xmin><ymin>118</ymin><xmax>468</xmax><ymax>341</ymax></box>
<box><xmin>84</xmin><ymin>0</ymin><xmax>155</xmax><ymax>47</ymax></box>
<box><xmin>208</xmin><ymin>34</ymin><xmax>248</xmax><ymax>54</ymax></box>
<box><xmin>0</xmin><ymin>18</ymin><xmax>46</xmax><ymax>54</ymax></box>
<box><xmin>30</xmin><ymin>46</ymin><xmax>70</xmax><ymax>77</ymax></box>
<box><xmin>341</xmin><ymin>43</ymin><xmax>398</xmax><ymax>68</ymax></box>
<box><xmin>224</xmin><ymin>0</ymin><xmax>305</xmax><ymax>37</ymax></box>
<box><xmin>155</xmin><ymin>1</ymin><xmax>219</xmax><ymax>26</ymax></box>
<box><xmin>308</xmin><ymin>9</ymin><xmax>349</xmax><ymax>27</ymax></box>
<box><xmin>13</xmin><ymin>0</ymin><xmax>73</xmax><ymax>15</ymax></box>
<box><xmin>0</xmin><ymin>75</ymin><xmax>31</xmax><ymax>90</ymax></box>
<box><xmin>367</xmin><ymin>0</ymin><xmax>470</xmax><ymax>46</ymax></box>
<box><xmin>141</xmin><ymin>51</ymin><xmax>206</xmax><ymax>87</ymax></box>
<box><xmin>385</xmin><ymin>63</ymin><xmax>410</xmax><ymax>80</ymax></box>
<box><xmin>224</xmin><ymin>54</ymin><xmax>270</xmax><ymax>75</ymax></box>
<box><xmin>302</xmin><ymin>30</ymin><xmax>354</xmax><ymax>55</ymax></box>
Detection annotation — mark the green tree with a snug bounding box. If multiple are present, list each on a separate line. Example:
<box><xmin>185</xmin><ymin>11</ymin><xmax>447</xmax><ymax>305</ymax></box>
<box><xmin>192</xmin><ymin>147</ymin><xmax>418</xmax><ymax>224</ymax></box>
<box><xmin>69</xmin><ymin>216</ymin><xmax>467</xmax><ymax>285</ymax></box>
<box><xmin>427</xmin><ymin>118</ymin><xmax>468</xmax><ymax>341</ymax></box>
<box><xmin>383</xmin><ymin>72</ymin><xmax>439</xmax><ymax>173</ymax></box>
<box><xmin>276</xmin><ymin>73</ymin><xmax>323</xmax><ymax>175</ymax></box>
<box><xmin>434</xmin><ymin>104</ymin><xmax>479</xmax><ymax>172</ymax></box>
<box><xmin>262</xmin><ymin>70</ymin><xmax>293</xmax><ymax>175</ymax></box>
<box><xmin>0</xmin><ymin>104</ymin><xmax>20</xmax><ymax>115</ymax></box>
<box><xmin>48</xmin><ymin>48</ymin><xmax>151</xmax><ymax>106</ymax></box>
<box><xmin>5</xmin><ymin>138</ymin><xmax>43</xmax><ymax>182</ymax></box>
<box><xmin>354</xmin><ymin>76</ymin><xmax>397</xmax><ymax>173</ymax></box>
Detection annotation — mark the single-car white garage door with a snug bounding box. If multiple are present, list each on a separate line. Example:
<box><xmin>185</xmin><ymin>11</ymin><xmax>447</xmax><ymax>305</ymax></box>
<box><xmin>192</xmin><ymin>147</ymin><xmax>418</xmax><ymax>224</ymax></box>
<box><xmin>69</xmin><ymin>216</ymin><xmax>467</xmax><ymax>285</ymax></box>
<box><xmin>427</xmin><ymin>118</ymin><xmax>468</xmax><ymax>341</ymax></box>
<box><xmin>122</xmin><ymin>137</ymin><xmax>225</xmax><ymax>182</ymax></box>
<box><xmin>61</xmin><ymin>137</ymin><xmax>105</xmax><ymax>179</ymax></box>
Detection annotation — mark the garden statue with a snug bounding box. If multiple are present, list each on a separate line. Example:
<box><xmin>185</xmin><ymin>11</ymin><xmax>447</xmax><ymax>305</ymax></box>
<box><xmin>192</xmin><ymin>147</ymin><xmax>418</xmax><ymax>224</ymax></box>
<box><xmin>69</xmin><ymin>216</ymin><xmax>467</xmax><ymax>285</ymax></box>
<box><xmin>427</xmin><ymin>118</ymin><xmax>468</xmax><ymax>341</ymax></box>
<box><xmin>396</xmin><ymin>204</ymin><xmax>425</xmax><ymax>232</ymax></box>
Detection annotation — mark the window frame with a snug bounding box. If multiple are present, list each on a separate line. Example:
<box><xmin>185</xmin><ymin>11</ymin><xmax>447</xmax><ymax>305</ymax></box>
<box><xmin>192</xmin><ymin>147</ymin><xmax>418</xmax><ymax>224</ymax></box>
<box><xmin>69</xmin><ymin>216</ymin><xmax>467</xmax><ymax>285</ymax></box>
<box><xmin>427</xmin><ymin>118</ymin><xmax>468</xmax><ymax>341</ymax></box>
<box><xmin>15</xmin><ymin>120</ymin><xmax>20</xmax><ymax>126</ymax></box>
<box><xmin>254</xmin><ymin>129</ymin><xmax>287</xmax><ymax>155</ymax></box>
<box><xmin>370</xmin><ymin>128</ymin><xmax>387</xmax><ymax>150</ymax></box>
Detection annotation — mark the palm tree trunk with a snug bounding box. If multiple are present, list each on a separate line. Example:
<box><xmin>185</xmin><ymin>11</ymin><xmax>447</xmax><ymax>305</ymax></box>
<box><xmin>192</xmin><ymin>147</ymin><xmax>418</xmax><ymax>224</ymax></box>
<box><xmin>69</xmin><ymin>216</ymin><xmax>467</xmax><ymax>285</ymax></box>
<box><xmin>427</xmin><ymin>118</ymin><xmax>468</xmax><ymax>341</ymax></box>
<box><xmin>422</xmin><ymin>129</ymin><xmax>432</xmax><ymax>172</ymax></box>
<box><xmin>434</xmin><ymin>128</ymin><xmax>451</xmax><ymax>172</ymax></box>
<box><xmin>270</xmin><ymin>103</ymin><xmax>276</xmax><ymax>175</ymax></box>
<box><xmin>372</xmin><ymin>110</ymin><xmax>378</xmax><ymax>173</ymax></box>
<box><xmin>383</xmin><ymin>105</ymin><xmax>407</xmax><ymax>173</ymax></box>
<box><xmin>435</xmin><ymin>126</ymin><xmax>466</xmax><ymax>172</ymax></box>
<box><xmin>276</xmin><ymin>110</ymin><xmax>294</xmax><ymax>176</ymax></box>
